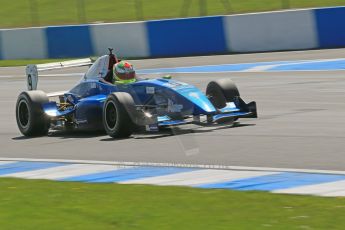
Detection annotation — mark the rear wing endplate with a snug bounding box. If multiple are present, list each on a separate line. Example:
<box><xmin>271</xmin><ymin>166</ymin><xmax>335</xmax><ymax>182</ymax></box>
<box><xmin>26</xmin><ymin>58</ymin><xmax>93</xmax><ymax>91</ymax></box>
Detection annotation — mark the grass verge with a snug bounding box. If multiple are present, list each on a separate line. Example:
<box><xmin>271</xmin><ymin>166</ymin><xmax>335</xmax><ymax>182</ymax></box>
<box><xmin>0</xmin><ymin>178</ymin><xmax>344</xmax><ymax>229</ymax></box>
<box><xmin>0</xmin><ymin>0</ymin><xmax>344</xmax><ymax>28</ymax></box>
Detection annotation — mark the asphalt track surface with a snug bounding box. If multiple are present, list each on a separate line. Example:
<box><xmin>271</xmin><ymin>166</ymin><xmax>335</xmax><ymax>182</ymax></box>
<box><xmin>1</xmin><ymin>49</ymin><xmax>345</xmax><ymax>171</ymax></box>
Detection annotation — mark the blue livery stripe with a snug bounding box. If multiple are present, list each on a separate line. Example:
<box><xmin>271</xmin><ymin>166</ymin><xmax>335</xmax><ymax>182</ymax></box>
<box><xmin>0</xmin><ymin>162</ymin><xmax>65</xmax><ymax>176</ymax></box>
<box><xmin>60</xmin><ymin>167</ymin><xmax>195</xmax><ymax>183</ymax></box>
<box><xmin>198</xmin><ymin>172</ymin><xmax>345</xmax><ymax>191</ymax></box>
<box><xmin>315</xmin><ymin>7</ymin><xmax>345</xmax><ymax>48</ymax></box>
<box><xmin>213</xmin><ymin>112</ymin><xmax>250</xmax><ymax>122</ymax></box>
<box><xmin>158</xmin><ymin>120</ymin><xmax>187</xmax><ymax>126</ymax></box>
<box><xmin>46</xmin><ymin>25</ymin><xmax>94</xmax><ymax>58</ymax></box>
<box><xmin>147</xmin><ymin>16</ymin><xmax>227</xmax><ymax>57</ymax></box>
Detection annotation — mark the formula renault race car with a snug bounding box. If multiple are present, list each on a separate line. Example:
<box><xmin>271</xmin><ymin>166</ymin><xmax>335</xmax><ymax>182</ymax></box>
<box><xmin>16</xmin><ymin>52</ymin><xmax>257</xmax><ymax>138</ymax></box>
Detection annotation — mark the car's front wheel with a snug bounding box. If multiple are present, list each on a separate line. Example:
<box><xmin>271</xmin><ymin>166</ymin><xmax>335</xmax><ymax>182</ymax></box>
<box><xmin>206</xmin><ymin>78</ymin><xmax>240</xmax><ymax>109</ymax></box>
<box><xmin>103</xmin><ymin>92</ymin><xmax>135</xmax><ymax>138</ymax></box>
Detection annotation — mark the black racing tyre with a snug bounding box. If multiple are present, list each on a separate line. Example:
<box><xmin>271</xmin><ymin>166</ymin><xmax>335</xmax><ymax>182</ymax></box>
<box><xmin>103</xmin><ymin>92</ymin><xmax>135</xmax><ymax>138</ymax></box>
<box><xmin>16</xmin><ymin>90</ymin><xmax>50</xmax><ymax>136</ymax></box>
<box><xmin>206</xmin><ymin>79</ymin><xmax>240</xmax><ymax>109</ymax></box>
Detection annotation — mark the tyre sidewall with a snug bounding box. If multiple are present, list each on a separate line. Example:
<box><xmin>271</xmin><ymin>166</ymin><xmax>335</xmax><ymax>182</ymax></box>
<box><xmin>206</xmin><ymin>81</ymin><xmax>227</xmax><ymax>109</ymax></box>
<box><xmin>15</xmin><ymin>91</ymin><xmax>50</xmax><ymax>136</ymax></box>
<box><xmin>103</xmin><ymin>93</ymin><xmax>134</xmax><ymax>138</ymax></box>
<box><xmin>206</xmin><ymin>79</ymin><xmax>240</xmax><ymax>109</ymax></box>
<box><xmin>16</xmin><ymin>94</ymin><xmax>33</xmax><ymax>134</ymax></box>
<box><xmin>103</xmin><ymin>96</ymin><xmax>120</xmax><ymax>133</ymax></box>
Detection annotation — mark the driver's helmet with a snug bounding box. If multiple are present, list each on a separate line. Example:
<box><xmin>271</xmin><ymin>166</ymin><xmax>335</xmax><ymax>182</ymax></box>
<box><xmin>113</xmin><ymin>61</ymin><xmax>136</xmax><ymax>84</ymax></box>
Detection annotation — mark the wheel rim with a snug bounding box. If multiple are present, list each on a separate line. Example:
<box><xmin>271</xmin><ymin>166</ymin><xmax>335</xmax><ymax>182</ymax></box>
<box><xmin>18</xmin><ymin>100</ymin><xmax>29</xmax><ymax>128</ymax></box>
<box><xmin>105</xmin><ymin>101</ymin><xmax>117</xmax><ymax>130</ymax></box>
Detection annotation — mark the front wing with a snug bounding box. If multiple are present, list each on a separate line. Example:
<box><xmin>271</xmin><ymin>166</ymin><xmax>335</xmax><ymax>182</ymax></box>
<box><xmin>156</xmin><ymin>96</ymin><xmax>257</xmax><ymax>127</ymax></box>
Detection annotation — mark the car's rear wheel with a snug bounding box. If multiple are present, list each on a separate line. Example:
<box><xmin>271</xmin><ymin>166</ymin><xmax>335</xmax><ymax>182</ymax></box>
<box><xmin>103</xmin><ymin>92</ymin><xmax>135</xmax><ymax>138</ymax></box>
<box><xmin>206</xmin><ymin>79</ymin><xmax>240</xmax><ymax>109</ymax></box>
<box><xmin>16</xmin><ymin>90</ymin><xmax>50</xmax><ymax>136</ymax></box>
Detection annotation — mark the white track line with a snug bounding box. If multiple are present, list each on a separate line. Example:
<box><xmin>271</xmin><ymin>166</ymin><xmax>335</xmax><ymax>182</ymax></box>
<box><xmin>0</xmin><ymin>161</ymin><xmax>16</xmax><ymax>165</ymax></box>
<box><xmin>120</xmin><ymin>169</ymin><xmax>277</xmax><ymax>186</ymax></box>
<box><xmin>2</xmin><ymin>164</ymin><xmax>130</xmax><ymax>180</ymax></box>
<box><xmin>1</xmin><ymin>158</ymin><xmax>345</xmax><ymax>175</ymax></box>
<box><xmin>323</xmin><ymin>190</ymin><xmax>345</xmax><ymax>197</ymax></box>
<box><xmin>274</xmin><ymin>180</ymin><xmax>345</xmax><ymax>196</ymax></box>
<box><xmin>244</xmin><ymin>64</ymin><xmax>280</xmax><ymax>72</ymax></box>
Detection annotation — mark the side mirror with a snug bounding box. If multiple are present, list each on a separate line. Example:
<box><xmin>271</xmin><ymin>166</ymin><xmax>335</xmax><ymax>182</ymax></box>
<box><xmin>163</xmin><ymin>75</ymin><xmax>172</xmax><ymax>79</ymax></box>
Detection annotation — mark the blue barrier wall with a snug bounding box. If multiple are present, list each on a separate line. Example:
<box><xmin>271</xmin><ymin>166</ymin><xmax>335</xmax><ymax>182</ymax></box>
<box><xmin>1</xmin><ymin>6</ymin><xmax>345</xmax><ymax>60</ymax></box>
<box><xmin>147</xmin><ymin>16</ymin><xmax>227</xmax><ymax>57</ymax></box>
<box><xmin>46</xmin><ymin>25</ymin><xmax>94</xmax><ymax>58</ymax></box>
<box><xmin>315</xmin><ymin>7</ymin><xmax>345</xmax><ymax>48</ymax></box>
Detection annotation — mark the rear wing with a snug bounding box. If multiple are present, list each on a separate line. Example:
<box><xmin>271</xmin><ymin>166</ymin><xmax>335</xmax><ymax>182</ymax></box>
<box><xmin>26</xmin><ymin>58</ymin><xmax>93</xmax><ymax>91</ymax></box>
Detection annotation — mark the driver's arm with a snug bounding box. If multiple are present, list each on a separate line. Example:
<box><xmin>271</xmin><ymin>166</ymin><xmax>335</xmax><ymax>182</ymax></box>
<box><xmin>100</xmin><ymin>70</ymin><xmax>114</xmax><ymax>85</ymax></box>
<box><xmin>99</xmin><ymin>78</ymin><xmax>113</xmax><ymax>85</ymax></box>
